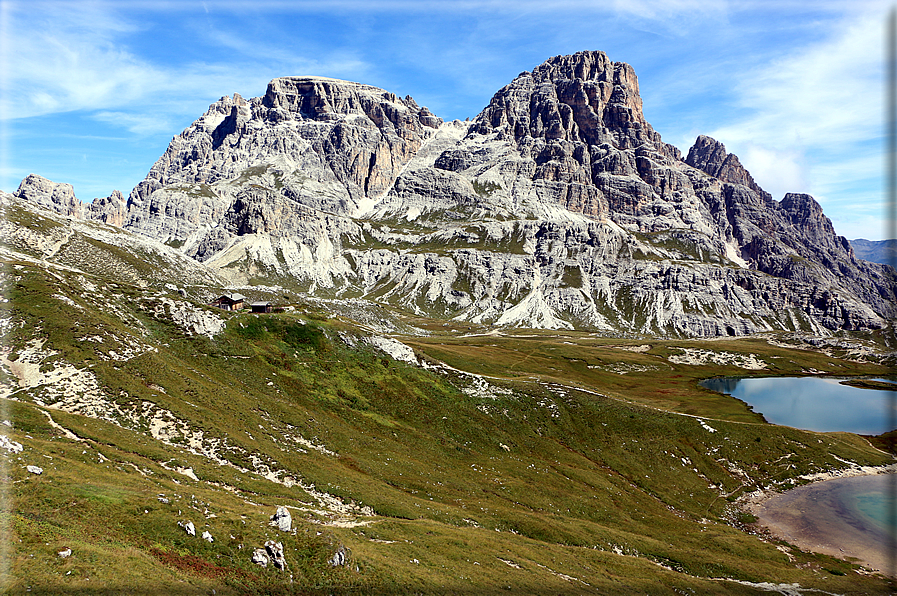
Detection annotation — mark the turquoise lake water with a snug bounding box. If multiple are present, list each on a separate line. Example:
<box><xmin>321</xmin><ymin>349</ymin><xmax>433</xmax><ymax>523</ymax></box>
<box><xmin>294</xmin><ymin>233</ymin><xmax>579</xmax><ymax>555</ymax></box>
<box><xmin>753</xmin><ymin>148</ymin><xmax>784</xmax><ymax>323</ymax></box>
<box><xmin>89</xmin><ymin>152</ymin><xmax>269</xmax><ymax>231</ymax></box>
<box><xmin>855</xmin><ymin>490</ymin><xmax>896</xmax><ymax>537</ymax></box>
<box><xmin>699</xmin><ymin>376</ymin><xmax>896</xmax><ymax>435</ymax></box>
<box><xmin>702</xmin><ymin>375</ymin><xmax>896</xmax><ymax>567</ymax></box>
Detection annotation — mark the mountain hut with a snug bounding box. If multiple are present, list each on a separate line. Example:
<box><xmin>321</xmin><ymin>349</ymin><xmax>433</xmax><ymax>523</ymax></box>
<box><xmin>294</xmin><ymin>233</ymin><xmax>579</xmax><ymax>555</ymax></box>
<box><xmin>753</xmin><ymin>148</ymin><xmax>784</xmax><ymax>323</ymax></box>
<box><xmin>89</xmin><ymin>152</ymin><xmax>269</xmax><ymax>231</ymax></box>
<box><xmin>250</xmin><ymin>301</ymin><xmax>272</xmax><ymax>314</ymax></box>
<box><xmin>212</xmin><ymin>293</ymin><xmax>245</xmax><ymax>311</ymax></box>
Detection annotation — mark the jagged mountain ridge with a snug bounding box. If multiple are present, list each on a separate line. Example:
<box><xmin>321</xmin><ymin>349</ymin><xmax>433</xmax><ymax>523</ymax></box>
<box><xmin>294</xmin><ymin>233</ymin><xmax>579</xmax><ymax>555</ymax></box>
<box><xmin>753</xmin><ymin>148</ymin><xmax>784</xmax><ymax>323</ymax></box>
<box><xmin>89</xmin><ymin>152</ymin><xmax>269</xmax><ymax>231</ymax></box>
<box><xmin>13</xmin><ymin>51</ymin><xmax>897</xmax><ymax>336</ymax></box>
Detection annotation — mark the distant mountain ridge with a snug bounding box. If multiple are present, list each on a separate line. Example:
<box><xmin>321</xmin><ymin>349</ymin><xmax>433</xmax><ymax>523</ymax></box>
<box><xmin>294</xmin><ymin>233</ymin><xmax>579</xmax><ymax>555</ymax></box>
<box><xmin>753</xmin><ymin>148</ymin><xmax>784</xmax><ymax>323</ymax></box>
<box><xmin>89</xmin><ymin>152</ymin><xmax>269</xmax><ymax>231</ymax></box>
<box><xmin>849</xmin><ymin>238</ymin><xmax>897</xmax><ymax>266</ymax></box>
<box><xmin>11</xmin><ymin>50</ymin><xmax>897</xmax><ymax>336</ymax></box>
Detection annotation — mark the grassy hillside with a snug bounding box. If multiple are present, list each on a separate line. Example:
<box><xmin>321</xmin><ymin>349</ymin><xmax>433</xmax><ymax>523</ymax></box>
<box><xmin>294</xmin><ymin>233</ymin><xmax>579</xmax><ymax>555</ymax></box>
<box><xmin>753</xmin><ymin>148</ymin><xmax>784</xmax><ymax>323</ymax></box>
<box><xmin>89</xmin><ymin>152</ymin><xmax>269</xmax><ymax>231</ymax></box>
<box><xmin>2</xmin><ymin>253</ymin><xmax>896</xmax><ymax>593</ymax></box>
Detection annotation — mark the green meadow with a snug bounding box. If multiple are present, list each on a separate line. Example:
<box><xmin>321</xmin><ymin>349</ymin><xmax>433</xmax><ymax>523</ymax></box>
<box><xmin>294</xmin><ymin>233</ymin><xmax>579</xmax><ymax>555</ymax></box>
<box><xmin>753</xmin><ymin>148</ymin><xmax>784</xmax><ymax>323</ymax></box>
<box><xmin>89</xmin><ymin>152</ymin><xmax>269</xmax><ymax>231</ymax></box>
<box><xmin>1</xmin><ymin>257</ymin><xmax>895</xmax><ymax>594</ymax></box>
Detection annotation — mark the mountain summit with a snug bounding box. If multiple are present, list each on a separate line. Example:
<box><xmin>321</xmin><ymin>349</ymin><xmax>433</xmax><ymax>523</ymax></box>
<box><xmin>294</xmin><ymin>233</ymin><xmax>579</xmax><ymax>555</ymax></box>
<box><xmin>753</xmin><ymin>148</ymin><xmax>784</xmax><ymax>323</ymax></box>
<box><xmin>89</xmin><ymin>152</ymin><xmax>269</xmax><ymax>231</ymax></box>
<box><xmin>13</xmin><ymin>50</ymin><xmax>897</xmax><ymax>336</ymax></box>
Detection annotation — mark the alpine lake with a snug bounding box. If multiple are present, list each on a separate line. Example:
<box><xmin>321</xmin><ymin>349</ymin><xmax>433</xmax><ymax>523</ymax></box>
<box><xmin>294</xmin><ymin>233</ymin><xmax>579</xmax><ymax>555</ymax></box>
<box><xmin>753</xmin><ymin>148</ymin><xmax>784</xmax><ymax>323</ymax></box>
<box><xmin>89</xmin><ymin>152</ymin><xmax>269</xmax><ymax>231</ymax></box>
<box><xmin>702</xmin><ymin>375</ymin><xmax>897</xmax><ymax>574</ymax></box>
<box><xmin>699</xmin><ymin>375</ymin><xmax>896</xmax><ymax>436</ymax></box>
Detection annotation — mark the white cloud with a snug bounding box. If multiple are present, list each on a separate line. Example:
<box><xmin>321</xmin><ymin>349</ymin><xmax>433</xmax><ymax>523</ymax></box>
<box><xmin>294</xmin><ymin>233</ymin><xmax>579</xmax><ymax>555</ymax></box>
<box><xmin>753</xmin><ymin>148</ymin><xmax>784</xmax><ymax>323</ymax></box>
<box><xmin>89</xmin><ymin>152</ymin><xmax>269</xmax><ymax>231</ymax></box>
<box><xmin>707</xmin><ymin>9</ymin><xmax>885</xmax><ymax>200</ymax></box>
<box><xmin>2</xmin><ymin>5</ymin><xmax>169</xmax><ymax>119</ymax></box>
<box><xmin>0</xmin><ymin>1</ymin><xmax>371</xmax><ymax>125</ymax></box>
<box><xmin>92</xmin><ymin>111</ymin><xmax>175</xmax><ymax>136</ymax></box>
<box><xmin>740</xmin><ymin>145</ymin><xmax>807</xmax><ymax>198</ymax></box>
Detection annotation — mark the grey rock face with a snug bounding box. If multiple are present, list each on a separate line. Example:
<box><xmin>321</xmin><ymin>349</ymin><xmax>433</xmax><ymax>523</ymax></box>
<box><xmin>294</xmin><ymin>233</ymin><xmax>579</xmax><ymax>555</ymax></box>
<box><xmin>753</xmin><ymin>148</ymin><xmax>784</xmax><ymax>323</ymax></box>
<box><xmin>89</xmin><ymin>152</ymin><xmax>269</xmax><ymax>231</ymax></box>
<box><xmin>686</xmin><ymin>135</ymin><xmax>766</xmax><ymax>196</ymax></box>
<box><xmin>124</xmin><ymin>78</ymin><xmax>442</xmax><ymax>241</ymax></box>
<box><xmin>264</xmin><ymin>540</ymin><xmax>287</xmax><ymax>571</ymax></box>
<box><xmin>251</xmin><ymin>548</ymin><xmax>269</xmax><ymax>567</ymax></box>
<box><xmin>271</xmin><ymin>505</ymin><xmax>291</xmax><ymax>532</ymax></box>
<box><xmin>178</xmin><ymin>520</ymin><xmax>196</xmax><ymax>536</ymax></box>
<box><xmin>15</xmin><ymin>174</ymin><xmax>82</xmax><ymax>218</ymax></box>
<box><xmin>87</xmin><ymin>189</ymin><xmax>127</xmax><ymax>226</ymax></box>
<box><xmin>16</xmin><ymin>50</ymin><xmax>895</xmax><ymax>337</ymax></box>
<box><xmin>329</xmin><ymin>545</ymin><xmax>349</xmax><ymax>567</ymax></box>
<box><xmin>14</xmin><ymin>173</ymin><xmax>128</xmax><ymax>226</ymax></box>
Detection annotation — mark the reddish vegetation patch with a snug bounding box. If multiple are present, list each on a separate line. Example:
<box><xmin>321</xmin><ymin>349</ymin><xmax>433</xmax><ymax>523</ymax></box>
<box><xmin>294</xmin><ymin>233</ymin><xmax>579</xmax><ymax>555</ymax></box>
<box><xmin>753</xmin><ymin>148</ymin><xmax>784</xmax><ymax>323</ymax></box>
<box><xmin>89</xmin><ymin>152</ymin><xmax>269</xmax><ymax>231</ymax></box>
<box><xmin>150</xmin><ymin>548</ymin><xmax>256</xmax><ymax>583</ymax></box>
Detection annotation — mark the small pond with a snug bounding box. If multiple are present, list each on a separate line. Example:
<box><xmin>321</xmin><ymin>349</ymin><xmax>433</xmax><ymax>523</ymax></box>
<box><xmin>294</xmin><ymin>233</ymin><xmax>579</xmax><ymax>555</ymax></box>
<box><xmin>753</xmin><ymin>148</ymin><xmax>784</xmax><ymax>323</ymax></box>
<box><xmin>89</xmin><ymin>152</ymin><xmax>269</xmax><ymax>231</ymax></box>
<box><xmin>700</xmin><ymin>376</ymin><xmax>896</xmax><ymax>435</ymax></box>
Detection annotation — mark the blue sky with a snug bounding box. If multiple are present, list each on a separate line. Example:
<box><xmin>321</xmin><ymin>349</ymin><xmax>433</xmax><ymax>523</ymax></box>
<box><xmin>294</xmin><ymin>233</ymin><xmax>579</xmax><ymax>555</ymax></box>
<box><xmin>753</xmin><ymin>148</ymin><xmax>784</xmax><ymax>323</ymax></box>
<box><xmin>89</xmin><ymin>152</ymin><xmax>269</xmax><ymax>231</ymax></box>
<box><xmin>1</xmin><ymin>0</ymin><xmax>892</xmax><ymax>240</ymax></box>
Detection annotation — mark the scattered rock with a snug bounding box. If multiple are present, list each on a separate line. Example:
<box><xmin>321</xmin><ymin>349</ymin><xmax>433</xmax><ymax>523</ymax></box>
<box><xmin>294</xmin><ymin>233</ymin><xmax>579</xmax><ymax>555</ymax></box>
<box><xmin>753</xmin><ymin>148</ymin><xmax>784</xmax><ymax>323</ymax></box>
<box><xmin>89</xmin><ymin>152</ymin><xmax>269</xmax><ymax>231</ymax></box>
<box><xmin>26</xmin><ymin>465</ymin><xmax>42</xmax><ymax>475</ymax></box>
<box><xmin>251</xmin><ymin>548</ymin><xmax>269</xmax><ymax>568</ymax></box>
<box><xmin>264</xmin><ymin>540</ymin><xmax>287</xmax><ymax>571</ymax></box>
<box><xmin>270</xmin><ymin>505</ymin><xmax>292</xmax><ymax>532</ymax></box>
<box><xmin>365</xmin><ymin>336</ymin><xmax>417</xmax><ymax>365</ymax></box>
<box><xmin>329</xmin><ymin>545</ymin><xmax>350</xmax><ymax>567</ymax></box>
<box><xmin>0</xmin><ymin>435</ymin><xmax>23</xmax><ymax>454</ymax></box>
<box><xmin>178</xmin><ymin>520</ymin><xmax>196</xmax><ymax>536</ymax></box>
<box><xmin>201</xmin><ymin>531</ymin><xmax>214</xmax><ymax>543</ymax></box>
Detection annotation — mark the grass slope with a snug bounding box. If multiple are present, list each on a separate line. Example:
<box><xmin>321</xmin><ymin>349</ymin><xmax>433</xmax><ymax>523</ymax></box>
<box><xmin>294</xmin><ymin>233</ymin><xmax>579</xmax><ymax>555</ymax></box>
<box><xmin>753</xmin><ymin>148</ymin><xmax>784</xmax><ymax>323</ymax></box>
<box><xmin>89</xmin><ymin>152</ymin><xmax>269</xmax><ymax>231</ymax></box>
<box><xmin>1</xmin><ymin>259</ymin><xmax>895</xmax><ymax>594</ymax></box>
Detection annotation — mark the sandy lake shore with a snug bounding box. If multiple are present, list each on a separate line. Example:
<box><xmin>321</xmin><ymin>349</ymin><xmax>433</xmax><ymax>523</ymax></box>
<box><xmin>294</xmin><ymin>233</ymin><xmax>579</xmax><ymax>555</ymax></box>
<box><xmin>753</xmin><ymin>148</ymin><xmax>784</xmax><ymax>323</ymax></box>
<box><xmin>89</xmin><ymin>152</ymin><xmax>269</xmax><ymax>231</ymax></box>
<box><xmin>741</xmin><ymin>464</ymin><xmax>897</xmax><ymax>577</ymax></box>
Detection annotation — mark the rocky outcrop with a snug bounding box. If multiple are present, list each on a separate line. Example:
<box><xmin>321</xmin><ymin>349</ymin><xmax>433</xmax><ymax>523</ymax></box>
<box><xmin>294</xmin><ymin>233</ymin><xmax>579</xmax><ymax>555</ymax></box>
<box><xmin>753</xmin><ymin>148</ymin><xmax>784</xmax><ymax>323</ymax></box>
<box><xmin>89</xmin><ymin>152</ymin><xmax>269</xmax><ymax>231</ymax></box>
<box><xmin>14</xmin><ymin>173</ymin><xmax>127</xmax><ymax>227</ymax></box>
<box><xmin>264</xmin><ymin>540</ymin><xmax>287</xmax><ymax>571</ymax></box>
<box><xmin>270</xmin><ymin>506</ymin><xmax>291</xmax><ymax>532</ymax></box>
<box><xmin>251</xmin><ymin>548</ymin><xmax>269</xmax><ymax>568</ymax></box>
<box><xmin>15</xmin><ymin>174</ymin><xmax>82</xmax><ymax>218</ymax></box>
<box><xmin>472</xmin><ymin>51</ymin><xmax>662</xmax><ymax>150</ymax></box>
<box><xmin>87</xmin><ymin>189</ymin><xmax>127</xmax><ymax>226</ymax></box>
<box><xmin>178</xmin><ymin>520</ymin><xmax>196</xmax><ymax>536</ymax></box>
<box><xmin>686</xmin><ymin>135</ymin><xmax>767</xmax><ymax>196</ymax></box>
<box><xmin>329</xmin><ymin>545</ymin><xmax>349</xmax><ymax>567</ymax></box>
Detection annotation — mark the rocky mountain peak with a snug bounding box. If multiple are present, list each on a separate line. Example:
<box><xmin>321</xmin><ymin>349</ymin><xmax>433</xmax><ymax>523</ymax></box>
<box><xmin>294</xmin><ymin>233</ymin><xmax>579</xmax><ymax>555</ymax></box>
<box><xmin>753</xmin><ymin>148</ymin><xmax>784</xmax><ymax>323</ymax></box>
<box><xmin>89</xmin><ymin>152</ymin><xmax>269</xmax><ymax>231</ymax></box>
<box><xmin>13</xmin><ymin>173</ymin><xmax>126</xmax><ymax>225</ymax></box>
<box><xmin>262</xmin><ymin>76</ymin><xmax>441</xmax><ymax>130</ymax></box>
<box><xmin>13</xmin><ymin>50</ymin><xmax>895</xmax><ymax>337</ymax></box>
<box><xmin>779</xmin><ymin>192</ymin><xmax>848</xmax><ymax>252</ymax></box>
<box><xmin>471</xmin><ymin>50</ymin><xmax>659</xmax><ymax>150</ymax></box>
<box><xmin>125</xmin><ymin>75</ymin><xmax>445</xmax><ymax>232</ymax></box>
<box><xmin>88</xmin><ymin>189</ymin><xmax>127</xmax><ymax>227</ymax></box>
<box><xmin>686</xmin><ymin>135</ymin><xmax>766</xmax><ymax>197</ymax></box>
<box><xmin>15</xmin><ymin>174</ymin><xmax>81</xmax><ymax>218</ymax></box>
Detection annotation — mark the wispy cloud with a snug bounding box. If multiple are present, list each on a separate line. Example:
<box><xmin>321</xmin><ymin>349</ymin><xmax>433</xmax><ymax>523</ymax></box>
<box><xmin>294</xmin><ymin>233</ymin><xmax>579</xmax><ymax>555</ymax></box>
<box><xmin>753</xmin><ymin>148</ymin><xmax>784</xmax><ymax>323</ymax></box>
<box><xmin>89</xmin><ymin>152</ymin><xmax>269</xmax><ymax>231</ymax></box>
<box><xmin>1</xmin><ymin>1</ymin><xmax>371</xmax><ymax>125</ymax></box>
<box><xmin>3</xmin><ymin>4</ymin><xmax>169</xmax><ymax>119</ymax></box>
<box><xmin>92</xmin><ymin>111</ymin><xmax>175</xmax><ymax>136</ymax></box>
<box><xmin>706</xmin><ymin>8</ymin><xmax>885</xmax><ymax>203</ymax></box>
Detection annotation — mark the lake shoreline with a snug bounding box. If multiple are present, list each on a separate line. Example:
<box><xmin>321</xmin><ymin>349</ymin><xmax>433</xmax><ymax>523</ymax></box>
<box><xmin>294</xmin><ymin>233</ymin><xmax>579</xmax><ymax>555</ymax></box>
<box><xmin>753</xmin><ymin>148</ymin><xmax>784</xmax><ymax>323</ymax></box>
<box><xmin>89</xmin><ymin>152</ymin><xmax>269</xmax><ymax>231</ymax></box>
<box><xmin>700</xmin><ymin>375</ymin><xmax>895</xmax><ymax>435</ymax></box>
<box><xmin>740</xmin><ymin>464</ymin><xmax>897</xmax><ymax>577</ymax></box>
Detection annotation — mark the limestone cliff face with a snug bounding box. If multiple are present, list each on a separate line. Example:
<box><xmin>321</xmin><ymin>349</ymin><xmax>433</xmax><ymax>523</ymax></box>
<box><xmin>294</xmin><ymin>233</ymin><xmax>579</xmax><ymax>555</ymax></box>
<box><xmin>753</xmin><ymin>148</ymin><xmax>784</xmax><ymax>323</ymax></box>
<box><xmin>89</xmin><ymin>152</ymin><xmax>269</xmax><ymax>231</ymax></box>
<box><xmin>14</xmin><ymin>51</ymin><xmax>897</xmax><ymax>336</ymax></box>
<box><xmin>686</xmin><ymin>135</ymin><xmax>766</xmax><ymax>196</ymax></box>
<box><xmin>121</xmin><ymin>77</ymin><xmax>442</xmax><ymax>275</ymax></box>
<box><xmin>472</xmin><ymin>52</ymin><xmax>660</xmax><ymax>149</ymax></box>
<box><xmin>15</xmin><ymin>174</ymin><xmax>83</xmax><ymax>218</ymax></box>
<box><xmin>127</xmin><ymin>78</ymin><xmax>440</xmax><ymax>224</ymax></box>
<box><xmin>87</xmin><ymin>190</ymin><xmax>127</xmax><ymax>227</ymax></box>
<box><xmin>13</xmin><ymin>174</ymin><xmax>126</xmax><ymax>226</ymax></box>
